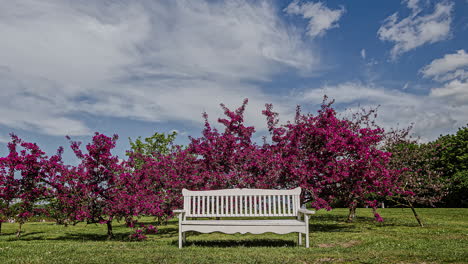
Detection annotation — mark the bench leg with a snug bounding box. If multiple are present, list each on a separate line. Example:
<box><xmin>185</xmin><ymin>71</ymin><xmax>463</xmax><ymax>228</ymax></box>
<box><xmin>182</xmin><ymin>232</ymin><xmax>186</xmax><ymax>243</ymax></box>
<box><xmin>178</xmin><ymin>215</ymin><xmax>183</xmax><ymax>248</ymax></box>
<box><xmin>178</xmin><ymin>230</ymin><xmax>182</xmax><ymax>248</ymax></box>
<box><xmin>298</xmin><ymin>233</ymin><xmax>302</xmax><ymax>246</ymax></box>
<box><xmin>305</xmin><ymin>214</ymin><xmax>310</xmax><ymax>248</ymax></box>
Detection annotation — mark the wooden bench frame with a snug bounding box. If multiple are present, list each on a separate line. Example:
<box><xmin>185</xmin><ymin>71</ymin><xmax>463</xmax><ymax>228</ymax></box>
<box><xmin>173</xmin><ymin>187</ymin><xmax>315</xmax><ymax>248</ymax></box>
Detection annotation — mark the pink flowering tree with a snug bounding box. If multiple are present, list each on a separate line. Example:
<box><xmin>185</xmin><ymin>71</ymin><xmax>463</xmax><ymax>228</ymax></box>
<box><xmin>42</xmin><ymin>147</ymin><xmax>89</xmax><ymax>226</ymax></box>
<box><xmin>0</xmin><ymin>137</ymin><xmax>20</xmax><ymax>234</ymax></box>
<box><xmin>0</xmin><ymin>135</ymin><xmax>54</xmax><ymax>236</ymax></box>
<box><xmin>128</xmin><ymin>148</ymin><xmax>205</xmax><ymax>223</ymax></box>
<box><xmin>65</xmin><ymin>133</ymin><xmax>137</xmax><ymax>239</ymax></box>
<box><xmin>188</xmin><ymin>99</ymin><xmax>283</xmax><ymax>189</ymax></box>
<box><xmin>262</xmin><ymin>99</ymin><xmax>398</xmax><ymax>222</ymax></box>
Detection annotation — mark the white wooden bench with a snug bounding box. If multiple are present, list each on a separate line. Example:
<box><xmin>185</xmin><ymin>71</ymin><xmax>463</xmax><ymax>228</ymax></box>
<box><xmin>173</xmin><ymin>187</ymin><xmax>315</xmax><ymax>248</ymax></box>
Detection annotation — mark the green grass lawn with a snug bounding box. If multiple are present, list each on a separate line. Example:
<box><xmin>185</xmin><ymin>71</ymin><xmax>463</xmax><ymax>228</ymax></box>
<box><xmin>0</xmin><ymin>208</ymin><xmax>467</xmax><ymax>263</ymax></box>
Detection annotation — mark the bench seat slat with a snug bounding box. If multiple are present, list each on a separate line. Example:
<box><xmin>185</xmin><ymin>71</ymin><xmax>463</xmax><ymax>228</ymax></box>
<box><xmin>181</xmin><ymin>219</ymin><xmax>305</xmax><ymax>226</ymax></box>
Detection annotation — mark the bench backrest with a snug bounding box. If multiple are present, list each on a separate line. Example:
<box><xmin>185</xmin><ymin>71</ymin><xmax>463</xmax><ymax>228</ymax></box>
<box><xmin>182</xmin><ymin>187</ymin><xmax>301</xmax><ymax>217</ymax></box>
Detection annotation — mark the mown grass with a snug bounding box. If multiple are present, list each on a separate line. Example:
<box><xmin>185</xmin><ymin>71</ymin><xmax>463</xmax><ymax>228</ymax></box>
<box><xmin>0</xmin><ymin>208</ymin><xmax>467</xmax><ymax>263</ymax></box>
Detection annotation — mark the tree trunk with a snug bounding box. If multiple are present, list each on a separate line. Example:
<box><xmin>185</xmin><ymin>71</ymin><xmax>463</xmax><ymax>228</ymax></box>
<box><xmin>347</xmin><ymin>205</ymin><xmax>357</xmax><ymax>222</ymax></box>
<box><xmin>107</xmin><ymin>221</ymin><xmax>114</xmax><ymax>239</ymax></box>
<box><xmin>16</xmin><ymin>223</ymin><xmax>22</xmax><ymax>238</ymax></box>
<box><xmin>409</xmin><ymin>202</ymin><xmax>423</xmax><ymax>227</ymax></box>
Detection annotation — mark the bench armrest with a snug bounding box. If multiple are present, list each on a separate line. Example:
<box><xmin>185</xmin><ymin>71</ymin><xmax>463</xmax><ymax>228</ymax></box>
<box><xmin>298</xmin><ymin>208</ymin><xmax>315</xmax><ymax>215</ymax></box>
<box><xmin>173</xmin><ymin>209</ymin><xmax>185</xmax><ymax>214</ymax></box>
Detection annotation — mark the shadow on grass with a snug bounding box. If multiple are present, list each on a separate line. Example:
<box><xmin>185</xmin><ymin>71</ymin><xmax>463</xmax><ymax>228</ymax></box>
<box><xmin>311</xmin><ymin>214</ymin><xmax>421</xmax><ymax>229</ymax></box>
<box><xmin>156</xmin><ymin>227</ymin><xmax>178</xmax><ymax>235</ymax></box>
<box><xmin>8</xmin><ymin>232</ymin><xmax>131</xmax><ymax>242</ymax></box>
<box><xmin>182</xmin><ymin>238</ymin><xmax>297</xmax><ymax>248</ymax></box>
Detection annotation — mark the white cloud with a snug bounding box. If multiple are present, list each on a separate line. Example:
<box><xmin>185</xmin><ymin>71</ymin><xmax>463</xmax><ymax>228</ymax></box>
<box><xmin>404</xmin><ymin>0</ymin><xmax>421</xmax><ymax>14</ymax></box>
<box><xmin>284</xmin><ymin>0</ymin><xmax>345</xmax><ymax>39</ymax></box>
<box><xmin>360</xmin><ymin>49</ymin><xmax>366</xmax><ymax>59</ymax></box>
<box><xmin>430</xmin><ymin>79</ymin><xmax>468</xmax><ymax>106</ymax></box>
<box><xmin>0</xmin><ymin>67</ymin><xmax>91</xmax><ymax>136</ymax></box>
<box><xmin>420</xmin><ymin>50</ymin><xmax>468</xmax><ymax>81</ymax></box>
<box><xmin>0</xmin><ymin>0</ymin><xmax>318</xmax><ymax>136</ymax></box>
<box><xmin>300</xmin><ymin>82</ymin><xmax>467</xmax><ymax>141</ymax></box>
<box><xmin>377</xmin><ymin>1</ymin><xmax>453</xmax><ymax>59</ymax></box>
<box><xmin>420</xmin><ymin>50</ymin><xmax>468</xmax><ymax>107</ymax></box>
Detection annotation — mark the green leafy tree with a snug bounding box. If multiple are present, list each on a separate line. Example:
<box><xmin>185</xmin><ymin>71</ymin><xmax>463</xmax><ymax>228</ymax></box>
<box><xmin>129</xmin><ymin>131</ymin><xmax>178</xmax><ymax>157</ymax></box>
<box><xmin>127</xmin><ymin>131</ymin><xmax>178</xmax><ymax>168</ymax></box>
<box><xmin>434</xmin><ymin>126</ymin><xmax>468</xmax><ymax>207</ymax></box>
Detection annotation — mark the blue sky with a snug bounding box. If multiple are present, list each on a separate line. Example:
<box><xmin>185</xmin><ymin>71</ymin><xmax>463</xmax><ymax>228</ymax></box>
<box><xmin>1</xmin><ymin>0</ymin><xmax>467</xmax><ymax>162</ymax></box>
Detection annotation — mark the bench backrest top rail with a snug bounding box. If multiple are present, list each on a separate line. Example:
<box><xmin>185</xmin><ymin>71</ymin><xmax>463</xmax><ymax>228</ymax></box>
<box><xmin>182</xmin><ymin>187</ymin><xmax>301</xmax><ymax>217</ymax></box>
<box><xmin>182</xmin><ymin>187</ymin><xmax>301</xmax><ymax>196</ymax></box>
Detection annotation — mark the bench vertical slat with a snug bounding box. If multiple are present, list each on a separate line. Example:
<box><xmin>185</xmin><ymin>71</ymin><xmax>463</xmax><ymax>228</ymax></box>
<box><xmin>196</xmin><ymin>195</ymin><xmax>200</xmax><ymax>216</ymax></box>
<box><xmin>252</xmin><ymin>196</ymin><xmax>256</xmax><ymax>216</ymax></box>
<box><xmin>292</xmin><ymin>195</ymin><xmax>295</xmax><ymax>216</ymax></box>
<box><xmin>258</xmin><ymin>195</ymin><xmax>262</xmax><ymax>215</ymax></box>
<box><xmin>240</xmin><ymin>195</ymin><xmax>243</xmax><ymax>216</ymax></box>
<box><xmin>297</xmin><ymin>195</ymin><xmax>300</xmax><ymax>215</ymax></box>
<box><xmin>202</xmin><ymin>196</ymin><xmax>205</xmax><ymax>216</ymax></box>
<box><xmin>184</xmin><ymin>196</ymin><xmax>189</xmax><ymax>217</ymax></box>
<box><xmin>279</xmin><ymin>195</ymin><xmax>282</xmax><ymax>216</ymax></box>
<box><xmin>278</xmin><ymin>195</ymin><xmax>284</xmax><ymax>216</ymax></box>
<box><xmin>222</xmin><ymin>195</ymin><xmax>226</xmax><ymax>215</ymax></box>
<box><xmin>282</xmin><ymin>195</ymin><xmax>286</xmax><ymax>216</ymax></box>
<box><xmin>233</xmin><ymin>195</ymin><xmax>237</xmax><ymax>216</ymax></box>
<box><xmin>243</xmin><ymin>195</ymin><xmax>247</xmax><ymax>215</ymax></box>
<box><xmin>291</xmin><ymin>195</ymin><xmax>295</xmax><ymax>215</ymax></box>
<box><xmin>240</xmin><ymin>195</ymin><xmax>243</xmax><ymax>215</ymax></box>
<box><xmin>226</xmin><ymin>195</ymin><xmax>229</xmax><ymax>215</ymax></box>
<box><xmin>267</xmin><ymin>196</ymin><xmax>271</xmax><ymax>216</ymax></box>
<box><xmin>203</xmin><ymin>196</ymin><xmax>207</xmax><ymax>216</ymax></box>
<box><xmin>228</xmin><ymin>196</ymin><xmax>232</xmax><ymax>216</ymax></box>
<box><xmin>287</xmin><ymin>195</ymin><xmax>291</xmax><ymax>215</ymax></box>
<box><xmin>210</xmin><ymin>195</ymin><xmax>214</xmax><ymax>216</ymax></box>
<box><xmin>277</xmin><ymin>195</ymin><xmax>281</xmax><ymax>216</ymax></box>
<box><xmin>225</xmin><ymin>196</ymin><xmax>228</xmax><ymax>216</ymax></box>
<box><xmin>208</xmin><ymin>196</ymin><xmax>210</xmax><ymax>216</ymax></box>
<box><xmin>272</xmin><ymin>195</ymin><xmax>276</xmax><ymax>215</ymax></box>
<box><xmin>208</xmin><ymin>196</ymin><xmax>211</xmax><ymax>216</ymax></box>
<box><xmin>248</xmin><ymin>195</ymin><xmax>252</xmax><ymax>216</ymax></box>
<box><xmin>191</xmin><ymin>195</ymin><xmax>195</xmax><ymax>216</ymax></box>
<box><xmin>216</xmin><ymin>195</ymin><xmax>219</xmax><ymax>217</ymax></box>
<box><xmin>279</xmin><ymin>195</ymin><xmax>283</xmax><ymax>216</ymax></box>
<box><xmin>258</xmin><ymin>195</ymin><xmax>262</xmax><ymax>216</ymax></box>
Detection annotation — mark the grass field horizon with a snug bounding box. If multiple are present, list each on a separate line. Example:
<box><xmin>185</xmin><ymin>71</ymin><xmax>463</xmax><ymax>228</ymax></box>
<box><xmin>0</xmin><ymin>208</ymin><xmax>467</xmax><ymax>263</ymax></box>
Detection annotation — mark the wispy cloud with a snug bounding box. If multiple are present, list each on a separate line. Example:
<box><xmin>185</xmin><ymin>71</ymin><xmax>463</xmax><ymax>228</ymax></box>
<box><xmin>284</xmin><ymin>0</ymin><xmax>345</xmax><ymax>39</ymax></box>
<box><xmin>420</xmin><ymin>50</ymin><xmax>468</xmax><ymax>107</ymax></box>
<box><xmin>377</xmin><ymin>1</ymin><xmax>453</xmax><ymax>59</ymax></box>
<box><xmin>0</xmin><ymin>0</ymin><xmax>319</xmax><ymax>136</ymax></box>
<box><xmin>420</xmin><ymin>49</ymin><xmax>468</xmax><ymax>81</ymax></box>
